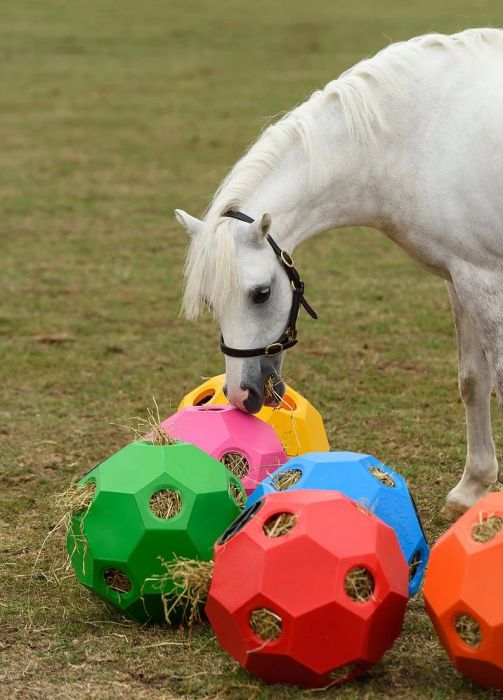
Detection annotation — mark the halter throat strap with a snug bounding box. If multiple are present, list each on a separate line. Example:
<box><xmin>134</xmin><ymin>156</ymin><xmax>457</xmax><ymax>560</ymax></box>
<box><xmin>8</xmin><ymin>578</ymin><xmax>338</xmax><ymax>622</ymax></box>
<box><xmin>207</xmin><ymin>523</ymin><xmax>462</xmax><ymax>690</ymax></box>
<box><xmin>220</xmin><ymin>210</ymin><xmax>318</xmax><ymax>358</ymax></box>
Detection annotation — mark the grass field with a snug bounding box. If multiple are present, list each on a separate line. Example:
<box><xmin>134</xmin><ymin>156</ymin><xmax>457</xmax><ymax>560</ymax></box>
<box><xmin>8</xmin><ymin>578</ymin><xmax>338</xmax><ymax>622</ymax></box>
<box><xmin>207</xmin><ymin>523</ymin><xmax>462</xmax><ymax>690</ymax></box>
<box><xmin>1</xmin><ymin>1</ymin><xmax>503</xmax><ymax>698</ymax></box>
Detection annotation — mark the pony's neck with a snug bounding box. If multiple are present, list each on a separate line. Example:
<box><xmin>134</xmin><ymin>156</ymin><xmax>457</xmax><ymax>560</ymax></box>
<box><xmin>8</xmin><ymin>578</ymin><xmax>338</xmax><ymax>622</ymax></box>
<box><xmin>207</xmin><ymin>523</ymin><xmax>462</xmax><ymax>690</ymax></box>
<box><xmin>238</xmin><ymin>103</ymin><xmax>383</xmax><ymax>250</ymax></box>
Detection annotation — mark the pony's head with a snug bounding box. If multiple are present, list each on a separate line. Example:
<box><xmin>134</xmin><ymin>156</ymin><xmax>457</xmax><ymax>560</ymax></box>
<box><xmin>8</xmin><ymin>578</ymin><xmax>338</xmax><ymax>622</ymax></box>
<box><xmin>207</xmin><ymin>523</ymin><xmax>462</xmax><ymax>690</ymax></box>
<box><xmin>177</xmin><ymin>208</ymin><xmax>299</xmax><ymax>413</ymax></box>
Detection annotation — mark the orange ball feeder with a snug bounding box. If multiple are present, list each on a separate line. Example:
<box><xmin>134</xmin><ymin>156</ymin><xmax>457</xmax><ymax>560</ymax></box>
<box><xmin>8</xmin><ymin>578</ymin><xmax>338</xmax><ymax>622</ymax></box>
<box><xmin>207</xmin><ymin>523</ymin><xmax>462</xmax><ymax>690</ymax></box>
<box><xmin>424</xmin><ymin>492</ymin><xmax>503</xmax><ymax>690</ymax></box>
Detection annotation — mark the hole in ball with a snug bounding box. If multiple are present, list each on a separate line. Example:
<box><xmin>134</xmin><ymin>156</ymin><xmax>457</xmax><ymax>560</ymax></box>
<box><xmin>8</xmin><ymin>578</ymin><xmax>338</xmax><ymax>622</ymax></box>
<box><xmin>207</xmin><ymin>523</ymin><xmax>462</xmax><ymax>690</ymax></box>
<box><xmin>194</xmin><ymin>389</ymin><xmax>215</xmax><ymax>406</ymax></box>
<box><xmin>456</xmin><ymin>614</ymin><xmax>482</xmax><ymax>648</ymax></box>
<box><xmin>104</xmin><ymin>568</ymin><xmax>131</xmax><ymax>594</ymax></box>
<box><xmin>409</xmin><ymin>550</ymin><xmax>422</xmax><ymax>581</ymax></box>
<box><xmin>344</xmin><ymin>567</ymin><xmax>375</xmax><ymax>603</ymax></box>
<box><xmin>263</xmin><ymin>512</ymin><xmax>296</xmax><ymax>538</ymax></box>
<box><xmin>150</xmin><ymin>489</ymin><xmax>182</xmax><ymax>519</ymax></box>
<box><xmin>271</xmin><ymin>468</ymin><xmax>302</xmax><ymax>491</ymax></box>
<box><xmin>369</xmin><ymin>466</ymin><xmax>395</xmax><ymax>488</ymax></box>
<box><xmin>228</xmin><ymin>480</ymin><xmax>246</xmax><ymax>509</ymax></box>
<box><xmin>472</xmin><ymin>514</ymin><xmax>503</xmax><ymax>543</ymax></box>
<box><xmin>221</xmin><ymin>451</ymin><xmax>250</xmax><ymax>479</ymax></box>
<box><xmin>280</xmin><ymin>393</ymin><xmax>297</xmax><ymax>411</ymax></box>
<box><xmin>249</xmin><ymin>608</ymin><xmax>282</xmax><ymax>641</ymax></box>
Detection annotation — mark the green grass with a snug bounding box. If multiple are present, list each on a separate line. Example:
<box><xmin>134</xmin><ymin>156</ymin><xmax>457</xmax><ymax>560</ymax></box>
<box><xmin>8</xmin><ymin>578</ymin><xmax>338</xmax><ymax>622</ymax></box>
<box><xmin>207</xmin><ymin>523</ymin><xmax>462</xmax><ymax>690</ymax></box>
<box><xmin>1</xmin><ymin>1</ymin><xmax>502</xmax><ymax>697</ymax></box>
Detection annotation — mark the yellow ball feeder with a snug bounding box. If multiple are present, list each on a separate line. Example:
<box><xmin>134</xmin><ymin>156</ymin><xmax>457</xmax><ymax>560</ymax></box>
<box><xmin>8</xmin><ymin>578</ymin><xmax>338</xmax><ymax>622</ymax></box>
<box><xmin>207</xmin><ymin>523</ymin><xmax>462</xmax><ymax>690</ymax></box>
<box><xmin>178</xmin><ymin>374</ymin><xmax>329</xmax><ymax>458</ymax></box>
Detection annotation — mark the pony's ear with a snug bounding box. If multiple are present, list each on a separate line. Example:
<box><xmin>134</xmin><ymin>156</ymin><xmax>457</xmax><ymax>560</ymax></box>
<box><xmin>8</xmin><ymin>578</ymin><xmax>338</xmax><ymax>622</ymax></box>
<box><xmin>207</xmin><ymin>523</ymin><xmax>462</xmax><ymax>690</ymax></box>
<box><xmin>255</xmin><ymin>212</ymin><xmax>271</xmax><ymax>241</ymax></box>
<box><xmin>175</xmin><ymin>209</ymin><xmax>203</xmax><ymax>237</ymax></box>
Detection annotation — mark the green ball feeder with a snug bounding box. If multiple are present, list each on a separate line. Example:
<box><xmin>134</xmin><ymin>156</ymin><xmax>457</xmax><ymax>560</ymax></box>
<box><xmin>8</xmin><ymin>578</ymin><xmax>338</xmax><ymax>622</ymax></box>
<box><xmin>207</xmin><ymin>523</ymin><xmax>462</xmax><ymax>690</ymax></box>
<box><xmin>67</xmin><ymin>440</ymin><xmax>245</xmax><ymax>623</ymax></box>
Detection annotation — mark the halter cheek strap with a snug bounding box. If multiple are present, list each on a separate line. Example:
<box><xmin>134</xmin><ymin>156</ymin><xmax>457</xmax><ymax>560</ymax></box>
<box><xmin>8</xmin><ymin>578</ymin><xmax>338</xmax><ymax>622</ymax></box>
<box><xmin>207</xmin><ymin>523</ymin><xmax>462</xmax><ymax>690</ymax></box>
<box><xmin>220</xmin><ymin>210</ymin><xmax>318</xmax><ymax>358</ymax></box>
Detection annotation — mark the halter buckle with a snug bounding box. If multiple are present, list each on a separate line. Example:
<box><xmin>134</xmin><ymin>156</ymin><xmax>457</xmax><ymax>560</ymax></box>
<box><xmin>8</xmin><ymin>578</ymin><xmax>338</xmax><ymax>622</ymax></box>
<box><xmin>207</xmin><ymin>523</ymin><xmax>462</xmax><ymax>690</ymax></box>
<box><xmin>264</xmin><ymin>342</ymin><xmax>284</xmax><ymax>357</ymax></box>
<box><xmin>280</xmin><ymin>250</ymin><xmax>294</xmax><ymax>268</ymax></box>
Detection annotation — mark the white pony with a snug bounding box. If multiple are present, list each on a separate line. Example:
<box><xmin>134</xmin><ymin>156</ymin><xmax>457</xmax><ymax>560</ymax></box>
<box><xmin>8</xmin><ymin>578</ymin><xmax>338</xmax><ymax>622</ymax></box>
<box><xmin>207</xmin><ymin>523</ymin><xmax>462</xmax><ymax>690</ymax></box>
<box><xmin>176</xmin><ymin>28</ymin><xmax>503</xmax><ymax>519</ymax></box>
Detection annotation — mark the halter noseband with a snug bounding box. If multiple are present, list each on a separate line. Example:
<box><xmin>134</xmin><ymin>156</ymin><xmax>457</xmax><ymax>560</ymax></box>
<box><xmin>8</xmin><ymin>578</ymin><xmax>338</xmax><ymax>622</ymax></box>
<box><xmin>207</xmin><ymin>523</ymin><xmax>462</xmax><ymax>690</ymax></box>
<box><xmin>220</xmin><ymin>210</ymin><xmax>318</xmax><ymax>358</ymax></box>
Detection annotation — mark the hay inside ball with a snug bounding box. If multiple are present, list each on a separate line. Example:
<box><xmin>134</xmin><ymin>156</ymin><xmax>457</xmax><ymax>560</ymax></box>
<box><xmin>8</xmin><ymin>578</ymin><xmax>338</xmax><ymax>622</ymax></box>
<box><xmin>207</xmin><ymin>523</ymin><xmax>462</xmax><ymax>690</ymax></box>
<box><xmin>150</xmin><ymin>489</ymin><xmax>182</xmax><ymax>520</ymax></box>
<box><xmin>104</xmin><ymin>567</ymin><xmax>132</xmax><ymax>594</ymax></box>
<box><xmin>472</xmin><ymin>514</ymin><xmax>503</xmax><ymax>543</ymax></box>
<box><xmin>249</xmin><ymin>608</ymin><xmax>282</xmax><ymax>641</ymax></box>
<box><xmin>369</xmin><ymin>466</ymin><xmax>395</xmax><ymax>488</ymax></box>
<box><xmin>271</xmin><ymin>468</ymin><xmax>303</xmax><ymax>491</ymax></box>
<box><xmin>221</xmin><ymin>451</ymin><xmax>250</xmax><ymax>480</ymax></box>
<box><xmin>344</xmin><ymin>567</ymin><xmax>375</xmax><ymax>603</ymax></box>
<box><xmin>262</xmin><ymin>512</ymin><xmax>296</xmax><ymax>538</ymax></box>
<box><xmin>455</xmin><ymin>614</ymin><xmax>482</xmax><ymax>648</ymax></box>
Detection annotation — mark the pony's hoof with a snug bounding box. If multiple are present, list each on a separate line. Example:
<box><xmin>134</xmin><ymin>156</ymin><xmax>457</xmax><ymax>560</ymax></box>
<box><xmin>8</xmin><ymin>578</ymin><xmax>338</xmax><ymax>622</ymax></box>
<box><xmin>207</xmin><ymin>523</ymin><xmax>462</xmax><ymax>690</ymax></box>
<box><xmin>440</xmin><ymin>500</ymin><xmax>468</xmax><ymax>523</ymax></box>
<box><xmin>498</xmin><ymin>469</ymin><xmax>503</xmax><ymax>484</ymax></box>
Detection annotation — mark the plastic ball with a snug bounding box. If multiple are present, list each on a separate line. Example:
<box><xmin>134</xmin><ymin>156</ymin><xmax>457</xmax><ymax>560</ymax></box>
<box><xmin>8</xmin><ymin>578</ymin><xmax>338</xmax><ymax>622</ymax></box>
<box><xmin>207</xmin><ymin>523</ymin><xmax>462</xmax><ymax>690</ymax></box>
<box><xmin>67</xmin><ymin>440</ymin><xmax>245</xmax><ymax>623</ymax></box>
<box><xmin>424</xmin><ymin>492</ymin><xmax>503</xmax><ymax>690</ymax></box>
<box><xmin>206</xmin><ymin>489</ymin><xmax>409</xmax><ymax>687</ymax></box>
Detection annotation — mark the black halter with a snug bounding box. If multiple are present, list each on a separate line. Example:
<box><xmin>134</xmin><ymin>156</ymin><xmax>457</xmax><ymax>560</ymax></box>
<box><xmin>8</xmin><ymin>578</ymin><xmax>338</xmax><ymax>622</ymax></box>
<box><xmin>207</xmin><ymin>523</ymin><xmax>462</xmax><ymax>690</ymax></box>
<box><xmin>220</xmin><ymin>211</ymin><xmax>318</xmax><ymax>358</ymax></box>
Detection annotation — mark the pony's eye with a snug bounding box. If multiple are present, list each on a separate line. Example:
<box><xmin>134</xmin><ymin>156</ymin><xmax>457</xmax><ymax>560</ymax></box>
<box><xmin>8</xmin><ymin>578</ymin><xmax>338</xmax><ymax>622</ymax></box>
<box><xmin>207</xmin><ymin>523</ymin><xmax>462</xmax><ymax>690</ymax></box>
<box><xmin>251</xmin><ymin>286</ymin><xmax>271</xmax><ymax>304</ymax></box>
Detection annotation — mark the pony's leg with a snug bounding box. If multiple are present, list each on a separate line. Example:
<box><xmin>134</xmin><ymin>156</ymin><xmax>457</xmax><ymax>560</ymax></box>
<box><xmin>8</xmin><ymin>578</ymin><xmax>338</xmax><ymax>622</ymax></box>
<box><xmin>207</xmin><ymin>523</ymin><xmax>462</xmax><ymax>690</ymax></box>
<box><xmin>440</xmin><ymin>281</ymin><xmax>498</xmax><ymax>521</ymax></box>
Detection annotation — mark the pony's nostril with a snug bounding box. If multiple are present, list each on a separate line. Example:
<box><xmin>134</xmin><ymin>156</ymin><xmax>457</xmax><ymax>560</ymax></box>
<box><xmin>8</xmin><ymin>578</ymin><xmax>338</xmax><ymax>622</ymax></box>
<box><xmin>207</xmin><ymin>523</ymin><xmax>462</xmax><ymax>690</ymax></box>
<box><xmin>240</xmin><ymin>384</ymin><xmax>263</xmax><ymax>414</ymax></box>
<box><xmin>240</xmin><ymin>383</ymin><xmax>256</xmax><ymax>399</ymax></box>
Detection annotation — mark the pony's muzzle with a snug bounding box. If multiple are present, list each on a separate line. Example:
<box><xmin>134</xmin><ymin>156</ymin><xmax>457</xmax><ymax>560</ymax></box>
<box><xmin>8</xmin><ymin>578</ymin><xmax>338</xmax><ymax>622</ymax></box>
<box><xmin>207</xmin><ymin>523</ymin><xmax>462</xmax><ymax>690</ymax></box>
<box><xmin>224</xmin><ymin>355</ymin><xmax>285</xmax><ymax>414</ymax></box>
<box><xmin>223</xmin><ymin>382</ymin><xmax>263</xmax><ymax>414</ymax></box>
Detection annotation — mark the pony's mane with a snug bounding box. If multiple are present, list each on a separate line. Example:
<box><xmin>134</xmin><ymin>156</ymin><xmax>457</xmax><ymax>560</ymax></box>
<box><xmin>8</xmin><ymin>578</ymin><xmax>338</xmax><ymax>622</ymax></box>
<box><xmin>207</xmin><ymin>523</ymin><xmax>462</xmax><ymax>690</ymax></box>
<box><xmin>182</xmin><ymin>28</ymin><xmax>503</xmax><ymax>319</ymax></box>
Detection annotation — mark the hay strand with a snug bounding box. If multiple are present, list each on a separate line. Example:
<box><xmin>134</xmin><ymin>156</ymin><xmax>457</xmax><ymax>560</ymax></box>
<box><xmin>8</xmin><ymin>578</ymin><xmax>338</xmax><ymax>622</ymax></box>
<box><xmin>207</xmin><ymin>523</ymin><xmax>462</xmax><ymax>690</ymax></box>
<box><xmin>150</xmin><ymin>489</ymin><xmax>182</xmax><ymax>519</ymax></box>
<box><xmin>456</xmin><ymin>614</ymin><xmax>482</xmax><ymax>647</ymax></box>
<box><xmin>55</xmin><ymin>479</ymin><xmax>96</xmax><ymax>518</ymax></box>
<box><xmin>249</xmin><ymin>608</ymin><xmax>282</xmax><ymax>641</ymax></box>
<box><xmin>52</xmin><ymin>478</ymin><xmax>97</xmax><ymax>574</ymax></box>
<box><xmin>229</xmin><ymin>481</ymin><xmax>246</xmax><ymax>509</ymax></box>
<box><xmin>264</xmin><ymin>375</ymin><xmax>281</xmax><ymax>405</ymax></box>
<box><xmin>120</xmin><ymin>397</ymin><xmax>176</xmax><ymax>445</ymax></box>
<box><xmin>158</xmin><ymin>557</ymin><xmax>214</xmax><ymax>625</ymax></box>
<box><xmin>409</xmin><ymin>550</ymin><xmax>422</xmax><ymax>581</ymax></box>
<box><xmin>369</xmin><ymin>466</ymin><xmax>395</xmax><ymax>488</ymax></box>
<box><xmin>264</xmin><ymin>376</ymin><xmax>302</xmax><ymax>456</ymax></box>
<box><xmin>221</xmin><ymin>451</ymin><xmax>249</xmax><ymax>479</ymax></box>
<box><xmin>263</xmin><ymin>512</ymin><xmax>296</xmax><ymax>538</ymax></box>
<box><xmin>344</xmin><ymin>567</ymin><xmax>375</xmax><ymax>602</ymax></box>
<box><xmin>271</xmin><ymin>468</ymin><xmax>302</xmax><ymax>491</ymax></box>
<box><xmin>27</xmin><ymin>477</ymin><xmax>97</xmax><ymax>623</ymax></box>
<box><xmin>472</xmin><ymin>514</ymin><xmax>503</xmax><ymax>543</ymax></box>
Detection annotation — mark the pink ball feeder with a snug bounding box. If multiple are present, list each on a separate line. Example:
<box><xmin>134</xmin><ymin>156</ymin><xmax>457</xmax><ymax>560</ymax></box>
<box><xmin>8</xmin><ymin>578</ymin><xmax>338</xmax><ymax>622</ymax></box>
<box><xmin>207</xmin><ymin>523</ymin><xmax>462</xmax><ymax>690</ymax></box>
<box><xmin>160</xmin><ymin>405</ymin><xmax>287</xmax><ymax>495</ymax></box>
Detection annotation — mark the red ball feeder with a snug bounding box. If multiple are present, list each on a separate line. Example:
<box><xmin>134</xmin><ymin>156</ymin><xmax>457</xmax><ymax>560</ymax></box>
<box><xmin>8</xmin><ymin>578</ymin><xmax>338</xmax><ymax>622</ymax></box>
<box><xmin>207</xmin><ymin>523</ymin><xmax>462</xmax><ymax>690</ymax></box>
<box><xmin>206</xmin><ymin>490</ymin><xmax>409</xmax><ymax>687</ymax></box>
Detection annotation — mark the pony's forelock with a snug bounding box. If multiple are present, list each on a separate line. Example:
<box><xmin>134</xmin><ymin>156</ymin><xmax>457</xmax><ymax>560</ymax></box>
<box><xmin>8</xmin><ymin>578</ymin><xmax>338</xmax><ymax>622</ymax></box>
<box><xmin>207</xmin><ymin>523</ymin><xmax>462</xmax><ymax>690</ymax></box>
<box><xmin>182</xmin><ymin>216</ymin><xmax>239</xmax><ymax>320</ymax></box>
